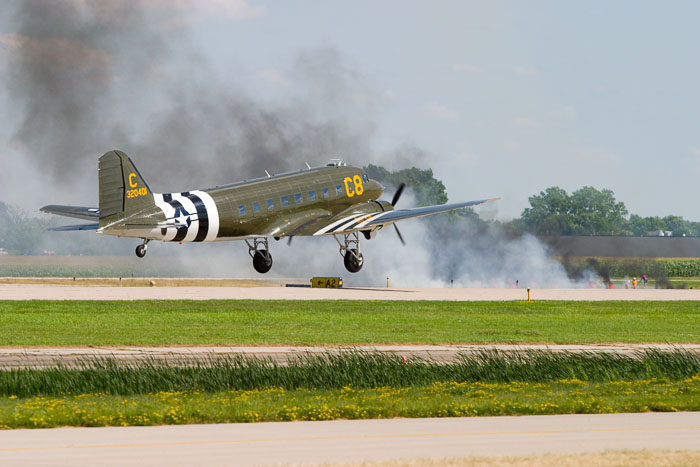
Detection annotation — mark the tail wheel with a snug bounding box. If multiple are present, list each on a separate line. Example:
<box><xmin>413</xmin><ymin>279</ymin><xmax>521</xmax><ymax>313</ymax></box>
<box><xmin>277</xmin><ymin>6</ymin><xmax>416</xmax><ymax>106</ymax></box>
<box><xmin>135</xmin><ymin>244</ymin><xmax>147</xmax><ymax>258</ymax></box>
<box><xmin>253</xmin><ymin>249</ymin><xmax>273</xmax><ymax>274</ymax></box>
<box><xmin>343</xmin><ymin>249</ymin><xmax>364</xmax><ymax>273</ymax></box>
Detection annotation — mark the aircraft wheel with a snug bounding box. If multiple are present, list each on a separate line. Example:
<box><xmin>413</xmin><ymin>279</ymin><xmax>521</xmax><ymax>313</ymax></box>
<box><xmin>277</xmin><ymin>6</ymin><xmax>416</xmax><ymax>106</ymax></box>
<box><xmin>343</xmin><ymin>249</ymin><xmax>364</xmax><ymax>273</ymax></box>
<box><xmin>135</xmin><ymin>244</ymin><xmax>147</xmax><ymax>258</ymax></box>
<box><xmin>253</xmin><ymin>249</ymin><xmax>273</xmax><ymax>274</ymax></box>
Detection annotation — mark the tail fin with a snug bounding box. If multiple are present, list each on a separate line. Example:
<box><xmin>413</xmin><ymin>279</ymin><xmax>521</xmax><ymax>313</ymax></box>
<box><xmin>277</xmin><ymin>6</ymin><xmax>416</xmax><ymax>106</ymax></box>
<box><xmin>98</xmin><ymin>150</ymin><xmax>154</xmax><ymax>219</ymax></box>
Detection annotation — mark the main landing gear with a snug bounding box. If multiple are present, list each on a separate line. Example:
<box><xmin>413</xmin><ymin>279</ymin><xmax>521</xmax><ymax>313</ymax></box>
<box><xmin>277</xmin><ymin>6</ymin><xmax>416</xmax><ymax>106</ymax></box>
<box><xmin>335</xmin><ymin>232</ymin><xmax>364</xmax><ymax>273</ymax></box>
<box><xmin>246</xmin><ymin>238</ymin><xmax>273</xmax><ymax>274</ymax></box>
<box><xmin>135</xmin><ymin>239</ymin><xmax>150</xmax><ymax>258</ymax></box>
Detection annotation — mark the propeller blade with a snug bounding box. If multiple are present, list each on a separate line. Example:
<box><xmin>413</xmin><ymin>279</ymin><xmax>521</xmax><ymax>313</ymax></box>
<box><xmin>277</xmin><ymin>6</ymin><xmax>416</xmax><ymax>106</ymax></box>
<box><xmin>393</xmin><ymin>223</ymin><xmax>406</xmax><ymax>246</ymax></box>
<box><xmin>391</xmin><ymin>183</ymin><xmax>405</xmax><ymax>207</ymax></box>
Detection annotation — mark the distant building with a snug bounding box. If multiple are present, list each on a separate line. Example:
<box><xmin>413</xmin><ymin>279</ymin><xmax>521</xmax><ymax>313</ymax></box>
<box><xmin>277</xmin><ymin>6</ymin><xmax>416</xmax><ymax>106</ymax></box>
<box><xmin>0</xmin><ymin>248</ymin><xmax>7</xmax><ymax>256</ymax></box>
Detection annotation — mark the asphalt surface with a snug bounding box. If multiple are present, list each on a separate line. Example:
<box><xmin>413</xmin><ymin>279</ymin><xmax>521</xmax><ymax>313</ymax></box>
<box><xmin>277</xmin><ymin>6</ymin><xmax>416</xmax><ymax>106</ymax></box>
<box><xmin>0</xmin><ymin>412</ymin><xmax>698</xmax><ymax>466</ymax></box>
<box><xmin>2</xmin><ymin>284</ymin><xmax>700</xmax><ymax>300</ymax></box>
<box><xmin>2</xmin><ymin>344</ymin><xmax>700</xmax><ymax>369</ymax></box>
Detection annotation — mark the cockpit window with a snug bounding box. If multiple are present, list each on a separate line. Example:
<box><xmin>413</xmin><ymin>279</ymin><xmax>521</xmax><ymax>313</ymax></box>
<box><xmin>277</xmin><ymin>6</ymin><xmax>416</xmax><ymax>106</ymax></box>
<box><xmin>362</xmin><ymin>174</ymin><xmax>369</xmax><ymax>182</ymax></box>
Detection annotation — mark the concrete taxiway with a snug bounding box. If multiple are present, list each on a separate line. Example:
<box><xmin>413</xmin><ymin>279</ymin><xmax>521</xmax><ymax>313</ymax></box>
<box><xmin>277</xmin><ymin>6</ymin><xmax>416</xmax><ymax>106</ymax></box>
<box><xmin>2</xmin><ymin>284</ymin><xmax>700</xmax><ymax>300</ymax></box>
<box><xmin>0</xmin><ymin>412</ymin><xmax>698</xmax><ymax>466</ymax></box>
<box><xmin>2</xmin><ymin>344</ymin><xmax>699</xmax><ymax>369</ymax></box>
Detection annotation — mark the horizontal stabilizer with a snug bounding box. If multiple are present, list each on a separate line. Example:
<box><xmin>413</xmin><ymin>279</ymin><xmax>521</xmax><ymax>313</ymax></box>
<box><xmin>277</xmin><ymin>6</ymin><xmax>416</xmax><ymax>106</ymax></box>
<box><xmin>41</xmin><ymin>205</ymin><xmax>99</xmax><ymax>221</ymax></box>
<box><xmin>48</xmin><ymin>223</ymin><xmax>99</xmax><ymax>231</ymax></box>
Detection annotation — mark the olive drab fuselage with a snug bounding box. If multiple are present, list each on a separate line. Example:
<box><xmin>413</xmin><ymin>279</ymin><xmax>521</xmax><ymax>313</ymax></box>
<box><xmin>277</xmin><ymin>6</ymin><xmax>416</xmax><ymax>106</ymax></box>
<box><xmin>97</xmin><ymin>164</ymin><xmax>385</xmax><ymax>242</ymax></box>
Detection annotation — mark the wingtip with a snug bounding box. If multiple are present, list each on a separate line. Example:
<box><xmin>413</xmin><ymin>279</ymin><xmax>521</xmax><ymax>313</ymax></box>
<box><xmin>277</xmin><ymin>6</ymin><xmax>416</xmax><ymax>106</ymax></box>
<box><xmin>481</xmin><ymin>197</ymin><xmax>501</xmax><ymax>204</ymax></box>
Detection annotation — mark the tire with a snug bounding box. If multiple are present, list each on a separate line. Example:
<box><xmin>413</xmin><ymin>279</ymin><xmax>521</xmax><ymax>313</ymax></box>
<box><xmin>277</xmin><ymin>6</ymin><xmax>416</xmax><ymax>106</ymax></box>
<box><xmin>253</xmin><ymin>249</ymin><xmax>273</xmax><ymax>274</ymax></box>
<box><xmin>135</xmin><ymin>244</ymin><xmax>147</xmax><ymax>258</ymax></box>
<box><xmin>343</xmin><ymin>249</ymin><xmax>364</xmax><ymax>273</ymax></box>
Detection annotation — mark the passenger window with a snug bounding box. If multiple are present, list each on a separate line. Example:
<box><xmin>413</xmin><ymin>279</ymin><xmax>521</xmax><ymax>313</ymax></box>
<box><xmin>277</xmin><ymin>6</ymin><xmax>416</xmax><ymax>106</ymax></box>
<box><xmin>335</xmin><ymin>185</ymin><xmax>343</xmax><ymax>196</ymax></box>
<box><xmin>322</xmin><ymin>188</ymin><xmax>329</xmax><ymax>198</ymax></box>
<box><xmin>252</xmin><ymin>202</ymin><xmax>260</xmax><ymax>213</ymax></box>
<box><xmin>281</xmin><ymin>196</ymin><xmax>289</xmax><ymax>207</ymax></box>
<box><xmin>308</xmin><ymin>190</ymin><xmax>316</xmax><ymax>201</ymax></box>
<box><xmin>267</xmin><ymin>199</ymin><xmax>274</xmax><ymax>210</ymax></box>
<box><xmin>238</xmin><ymin>205</ymin><xmax>246</xmax><ymax>215</ymax></box>
<box><xmin>294</xmin><ymin>193</ymin><xmax>302</xmax><ymax>204</ymax></box>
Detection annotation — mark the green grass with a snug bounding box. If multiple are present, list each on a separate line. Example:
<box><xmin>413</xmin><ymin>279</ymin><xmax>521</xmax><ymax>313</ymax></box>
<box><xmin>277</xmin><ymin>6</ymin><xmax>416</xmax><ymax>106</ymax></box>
<box><xmin>3</xmin><ymin>350</ymin><xmax>700</xmax><ymax>398</ymax></box>
<box><xmin>1</xmin><ymin>300</ymin><xmax>700</xmax><ymax>346</ymax></box>
<box><xmin>4</xmin><ymin>352</ymin><xmax>699</xmax><ymax>429</ymax></box>
<box><xmin>3</xmin><ymin>376</ymin><xmax>699</xmax><ymax>429</ymax></box>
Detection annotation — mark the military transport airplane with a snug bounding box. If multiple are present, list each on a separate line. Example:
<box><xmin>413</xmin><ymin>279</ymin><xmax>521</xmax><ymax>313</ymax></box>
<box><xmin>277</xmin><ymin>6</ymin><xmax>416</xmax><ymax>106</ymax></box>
<box><xmin>41</xmin><ymin>150</ymin><xmax>498</xmax><ymax>273</ymax></box>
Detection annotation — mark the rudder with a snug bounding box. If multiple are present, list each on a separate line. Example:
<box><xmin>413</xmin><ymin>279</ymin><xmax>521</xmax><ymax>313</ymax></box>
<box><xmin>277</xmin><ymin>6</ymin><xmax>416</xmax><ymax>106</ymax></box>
<box><xmin>98</xmin><ymin>150</ymin><xmax>153</xmax><ymax>219</ymax></box>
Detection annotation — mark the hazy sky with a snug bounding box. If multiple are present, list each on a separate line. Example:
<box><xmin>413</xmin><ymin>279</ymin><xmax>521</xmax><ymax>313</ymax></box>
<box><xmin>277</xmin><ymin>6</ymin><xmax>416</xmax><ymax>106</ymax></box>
<box><xmin>1</xmin><ymin>1</ymin><xmax>699</xmax><ymax>220</ymax></box>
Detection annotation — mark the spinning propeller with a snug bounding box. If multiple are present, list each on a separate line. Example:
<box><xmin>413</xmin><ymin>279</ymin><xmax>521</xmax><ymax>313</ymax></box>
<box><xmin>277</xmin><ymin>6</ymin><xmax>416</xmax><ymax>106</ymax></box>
<box><xmin>390</xmin><ymin>183</ymin><xmax>406</xmax><ymax>246</ymax></box>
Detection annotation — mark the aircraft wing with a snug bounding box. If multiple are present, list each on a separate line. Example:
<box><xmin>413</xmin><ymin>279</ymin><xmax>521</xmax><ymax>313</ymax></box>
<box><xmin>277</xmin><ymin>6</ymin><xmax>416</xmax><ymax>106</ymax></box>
<box><xmin>314</xmin><ymin>198</ymin><xmax>499</xmax><ymax>236</ymax></box>
<box><xmin>48</xmin><ymin>223</ymin><xmax>99</xmax><ymax>231</ymax></box>
<box><xmin>258</xmin><ymin>209</ymin><xmax>332</xmax><ymax>238</ymax></box>
<box><xmin>40</xmin><ymin>205</ymin><xmax>99</xmax><ymax>221</ymax></box>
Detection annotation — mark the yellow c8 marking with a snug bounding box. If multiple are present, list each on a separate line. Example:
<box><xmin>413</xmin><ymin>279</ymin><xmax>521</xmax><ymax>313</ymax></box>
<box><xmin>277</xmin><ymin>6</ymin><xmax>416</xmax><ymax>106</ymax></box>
<box><xmin>126</xmin><ymin>187</ymin><xmax>148</xmax><ymax>199</ymax></box>
<box><xmin>129</xmin><ymin>173</ymin><xmax>138</xmax><ymax>188</ymax></box>
<box><xmin>344</xmin><ymin>175</ymin><xmax>364</xmax><ymax>197</ymax></box>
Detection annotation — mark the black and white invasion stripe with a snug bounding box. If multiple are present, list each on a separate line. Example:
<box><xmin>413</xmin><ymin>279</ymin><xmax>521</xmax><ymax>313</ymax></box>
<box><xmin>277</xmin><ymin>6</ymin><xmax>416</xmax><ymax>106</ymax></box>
<box><xmin>154</xmin><ymin>190</ymin><xmax>220</xmax><ymax>242</ymax></box>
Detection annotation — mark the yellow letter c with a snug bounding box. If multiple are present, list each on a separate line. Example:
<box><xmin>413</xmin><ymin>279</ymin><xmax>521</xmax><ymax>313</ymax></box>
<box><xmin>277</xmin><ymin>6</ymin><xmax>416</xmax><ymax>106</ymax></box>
<box><xmin>129</xmin><ymin>173</ymin><xmax>137</xmax><ymax>188</ymax></box>
<box><xmin>344</xmin><ymin>177</ymin><xmax>355</xmax><ymax>197</ymax></box>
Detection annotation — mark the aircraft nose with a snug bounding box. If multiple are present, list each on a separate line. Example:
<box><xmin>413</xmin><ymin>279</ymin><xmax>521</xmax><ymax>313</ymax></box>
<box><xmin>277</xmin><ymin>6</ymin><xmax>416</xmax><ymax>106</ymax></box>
<box><xmin>368</xmin><ymin>179</ymin><xmax>384</xmax><ymax>196</ymax></box>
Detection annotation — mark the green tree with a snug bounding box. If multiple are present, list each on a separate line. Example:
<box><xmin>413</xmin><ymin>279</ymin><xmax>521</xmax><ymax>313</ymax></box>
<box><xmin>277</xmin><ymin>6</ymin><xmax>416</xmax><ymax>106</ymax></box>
<box><xmin>521</xmin><ymin>187</ymin><xmax>574</xmax><ymax>235</ymax></box>
<box><xmin>661</xmin><ymin>215</ymin><xmax>691</xmax><ymax>236</ymax></box>
<box><xmin>628</xmin><ymin>214</ymin><xmax>665</xmax><ymax>236</ymax></box>
<box><xmin>364</xmin><ymin>164</ymin><xmax>448</xmax><ymax>206</ymax></box>
<box><xmin>0</xmin><ymin>203</ymin><xmax>45</xmax><ymax>254</ymax></box>
<box><xmin>569</xmin><ymin>186</ymin><xmax>628</xmax><ymax>235</ymax></box>
<box><xmin>520</xmin><ymin>186</ymin><xmax>628</xmax><ymax>235</ymax></box>
<box><xmin>627</xmin><ymin>214</ymin><xmax>700</xmax><ymax>237</ymax></box>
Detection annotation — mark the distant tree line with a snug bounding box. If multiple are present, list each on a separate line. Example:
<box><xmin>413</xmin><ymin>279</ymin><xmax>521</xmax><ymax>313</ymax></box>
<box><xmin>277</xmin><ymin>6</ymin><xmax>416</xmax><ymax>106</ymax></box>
<box><xmin>514</xmin><ymin>186</ymin><xmax>700</xmax><ymax>237</ymax></box>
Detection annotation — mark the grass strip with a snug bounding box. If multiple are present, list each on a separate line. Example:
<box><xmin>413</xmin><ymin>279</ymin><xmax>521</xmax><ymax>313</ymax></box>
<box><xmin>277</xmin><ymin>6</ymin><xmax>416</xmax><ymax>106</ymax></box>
<box><xmin>3</xmin><ymin>350</ymin><xmax>700</xmax><ymax>398</ymax></box>
<box><xmin>1</xmin><ymin>300</ymin><xmax>700</xmax><ymax>345</ymax></box>
<box><xmin>2</xmin><ymin>376</ymin><xmax>699</xmax><ymax>429</ymax></box>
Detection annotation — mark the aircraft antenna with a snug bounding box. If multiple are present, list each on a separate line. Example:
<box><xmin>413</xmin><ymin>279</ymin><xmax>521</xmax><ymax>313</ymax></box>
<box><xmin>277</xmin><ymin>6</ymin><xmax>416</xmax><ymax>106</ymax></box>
<box><xmin>265</xmin><ymin>170</ymin><xmax>271</xmax><ymax>178</ymax></box>
<box><xmin>305</xmin><ymin>162</ymin><xmax>311</xmax><ymax>169</ymax></box>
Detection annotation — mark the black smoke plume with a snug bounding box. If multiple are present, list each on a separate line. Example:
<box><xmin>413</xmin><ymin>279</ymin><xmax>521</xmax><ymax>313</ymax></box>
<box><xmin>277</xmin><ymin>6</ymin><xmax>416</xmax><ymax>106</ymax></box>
<box><xmin>1</xmin><ymin>1</ymin><xmax>380</xmax><ymax>195</ymax></box>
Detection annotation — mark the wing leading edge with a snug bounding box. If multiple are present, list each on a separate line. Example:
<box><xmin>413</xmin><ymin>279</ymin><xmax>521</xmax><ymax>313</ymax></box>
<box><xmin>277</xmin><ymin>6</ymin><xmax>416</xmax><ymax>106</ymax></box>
<box><xmin>314</xmin><ymin>198</ymin><xmax>500</xmax><ymax>236</ymax></box>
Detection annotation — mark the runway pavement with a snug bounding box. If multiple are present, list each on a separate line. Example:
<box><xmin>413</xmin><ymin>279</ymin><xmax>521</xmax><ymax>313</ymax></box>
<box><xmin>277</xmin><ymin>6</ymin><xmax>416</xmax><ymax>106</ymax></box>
<box><xmin>0</xmin><ymin>412</ymin><xmax>698</xmax><ymax>466</ymax></box>
<box><xmin>2</xmin><ymin>344</ymin><xmax>699</xmax><ymax>369</ymax></box>
<box><xmin>2</xmin><ymin>284</ymin><xmax>700</xmax><ymax>300</ymax></box>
